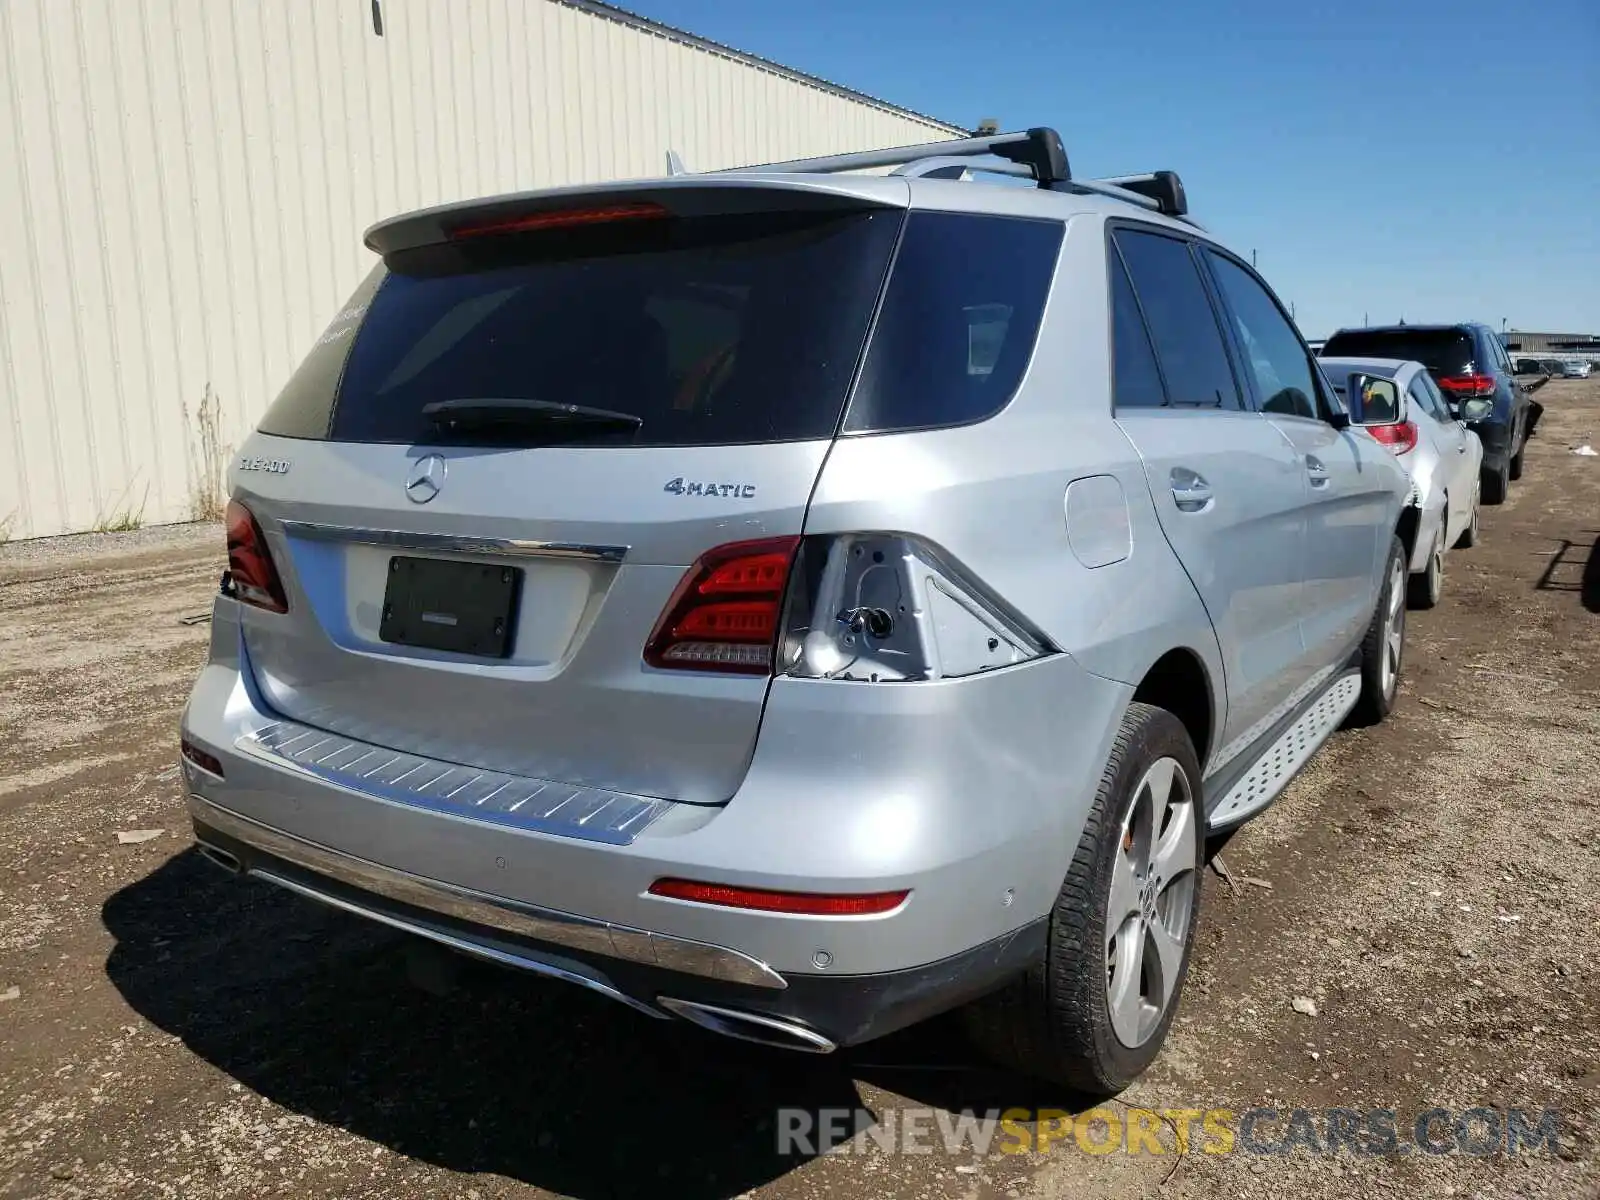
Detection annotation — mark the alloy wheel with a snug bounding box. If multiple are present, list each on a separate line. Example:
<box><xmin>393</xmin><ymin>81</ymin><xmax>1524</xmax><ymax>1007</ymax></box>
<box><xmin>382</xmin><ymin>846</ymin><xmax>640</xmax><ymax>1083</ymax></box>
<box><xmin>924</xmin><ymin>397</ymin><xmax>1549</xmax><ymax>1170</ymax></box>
<box><xmin>1381</xmin><ymin>556</ymin><xmax>1406</xmax><ymax>699</ymax></box>
<box><xmin>1105</xmin><ymin>756</ymin><xmax>1197</xmax><ymax>1048</ymax></box>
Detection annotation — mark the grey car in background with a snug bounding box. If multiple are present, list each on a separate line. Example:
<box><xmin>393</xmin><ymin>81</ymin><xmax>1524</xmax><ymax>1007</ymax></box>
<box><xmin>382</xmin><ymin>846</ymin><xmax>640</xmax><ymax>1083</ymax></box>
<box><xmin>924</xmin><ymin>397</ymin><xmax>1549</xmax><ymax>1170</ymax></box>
<box><xmin>179</xmin><ymin>128</ymin><xmax>1413</xmax><ymax>1094</ymax></box>
<box><xmin>1322</xmin><ymin>357</ymin><xmax>1484</xmax><ymax>608</ymax></box>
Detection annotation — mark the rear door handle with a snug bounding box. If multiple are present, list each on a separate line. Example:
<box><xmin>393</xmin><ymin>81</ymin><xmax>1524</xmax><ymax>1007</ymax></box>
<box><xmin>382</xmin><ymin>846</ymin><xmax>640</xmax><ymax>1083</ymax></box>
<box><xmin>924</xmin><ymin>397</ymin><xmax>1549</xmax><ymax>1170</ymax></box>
<box><xmin>1306</xmin><ymin>454</ymin><xmax>1329</xmax><ymax>486</ymax></box>
<box><xmin>1169</xmin><ymin>468</ymin><xmax>1213</xmax><ymax>512</ymax></box>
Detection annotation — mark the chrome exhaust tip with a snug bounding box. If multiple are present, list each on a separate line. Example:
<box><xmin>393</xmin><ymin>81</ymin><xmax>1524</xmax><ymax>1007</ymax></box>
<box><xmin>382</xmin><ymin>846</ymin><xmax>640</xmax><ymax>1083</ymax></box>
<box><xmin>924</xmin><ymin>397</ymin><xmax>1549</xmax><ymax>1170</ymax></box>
<box><xmin>197</xmin><ymin>842</ymin><xmax>242</xmax><ymax>874</ymax></box>
<box><xmin>657</xmin><ymin>996</ymin><xmax>837</xmax><ymax>1054</ymax></box>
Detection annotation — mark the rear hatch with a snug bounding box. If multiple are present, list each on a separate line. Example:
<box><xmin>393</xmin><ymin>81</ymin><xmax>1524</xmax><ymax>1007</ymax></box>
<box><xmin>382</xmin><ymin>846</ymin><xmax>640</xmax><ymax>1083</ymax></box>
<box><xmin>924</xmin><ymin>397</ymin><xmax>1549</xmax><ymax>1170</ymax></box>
<box><xmin>1320</xmin><ymin>328</ymin><xmax>1477</xmax><ymax>379</ymax></box>
<box><xmin>233</xmin><ymin>182</ymin><xmax>906</xmax><ymax>804</ymax></box>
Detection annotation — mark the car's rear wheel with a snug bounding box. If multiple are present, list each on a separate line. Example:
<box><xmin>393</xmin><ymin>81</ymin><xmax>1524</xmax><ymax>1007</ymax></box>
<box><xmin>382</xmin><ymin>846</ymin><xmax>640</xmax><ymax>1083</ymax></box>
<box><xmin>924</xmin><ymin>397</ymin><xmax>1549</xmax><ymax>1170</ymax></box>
<box><xmin>963</xmin><ymin>703</ymin><xmax>1201</xmax><ymax>1095</ymax></box>
<box><xmin>1509</xmin><ymin>430</ymin><xmax>1525</xmax><ymax>481</ymax></box>
<box><xmin>1482</xmin><ymin>457</ymin><xmax>1509</xmax><ymax>505</ymax></box>
<box><xmin>1455</xmin><ymin>482</ymin><xmax>1481</xmax><ymax>549</ymax></box>
<box><xmin>1408</xmin><ymin>526</ymin><xmax>1443</xmax><ymax>609</ymax></box>
<box><xmin>1350</xmin><ymin>535</ymin><xmax>1406</xmax><ymax>726</ymax></box>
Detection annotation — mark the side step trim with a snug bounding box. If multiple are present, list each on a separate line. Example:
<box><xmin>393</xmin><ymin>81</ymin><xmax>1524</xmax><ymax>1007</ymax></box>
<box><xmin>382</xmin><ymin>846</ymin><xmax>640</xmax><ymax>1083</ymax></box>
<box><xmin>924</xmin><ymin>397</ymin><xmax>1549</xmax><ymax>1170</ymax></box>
<box><xmin>1206</xmin><ymin>671</ymin><xmax>1362</xmax><ymax>830</ymax></box>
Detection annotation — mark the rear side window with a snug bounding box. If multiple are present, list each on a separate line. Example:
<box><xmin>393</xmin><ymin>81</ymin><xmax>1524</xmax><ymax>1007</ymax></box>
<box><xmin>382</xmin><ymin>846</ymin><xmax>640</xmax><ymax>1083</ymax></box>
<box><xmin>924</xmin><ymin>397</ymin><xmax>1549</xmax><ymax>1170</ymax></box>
<box><xmin>843</xmin><ymin>213</ymin><xmax>1062</xmax><ymax>434</ymax></box>
<box><xmin>1113</xmin><ymin>230</ymin><xmax>1241</xmax><ymax>409</ymax></box>
<box><xmin>1110</xmin><ymin>252</ymin><xmax>1167</xmax><ymax>408</ymax></box>
<box><xmin>1320</xmin><ymin>328</ymin><xmax>1477</xmax><ymax>377</ymax></box>
<box><xmin>1205</xmin><ymin>251</ymin><xmax>1320</xmax><ymax>420</ymax></box>
<box><xmin>260</xmin><ymin>208</ymin><xmax>902</xmax><ymax>446</ymax></box>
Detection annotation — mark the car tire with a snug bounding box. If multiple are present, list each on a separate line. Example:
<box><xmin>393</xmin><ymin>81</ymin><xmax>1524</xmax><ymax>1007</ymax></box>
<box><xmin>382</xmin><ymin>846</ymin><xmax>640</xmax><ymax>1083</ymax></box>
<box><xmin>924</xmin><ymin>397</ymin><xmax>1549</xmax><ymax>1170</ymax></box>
<box><xmin>1407</xmin><ymin>527</ymin><xmax>1443</xmax><ymax>610</ymax></box>
<box><xmin>1508</xmin><ymin>440</ymin><xmax>1525</xmax><ymax>481</ymax></box>
<box><xmin>1350</xmin><ymin>535</ymin><xmax>1406</xmax><ymax>727</ymax></box>
<box><xmin>962</xmin><ymin>702</ymin><xmax>1202</xmax><ymax>1096</ymax></box>
<box><xmin>1482</xmin><ymin>458</ymin><xmax>1509</xmax><ymax>506</ymax></box>
<box><xmin>1454</xmin><ymin>483</ymin><xmax>1480</xmax><ymax>549</ymax></box>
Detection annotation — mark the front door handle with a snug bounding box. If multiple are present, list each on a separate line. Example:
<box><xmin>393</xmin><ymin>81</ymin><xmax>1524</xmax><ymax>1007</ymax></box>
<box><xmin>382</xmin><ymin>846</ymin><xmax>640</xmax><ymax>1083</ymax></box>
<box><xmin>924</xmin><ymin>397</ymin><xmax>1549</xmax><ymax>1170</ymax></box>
<box><xmin>1306</xmin><ymin>454</ymin><xmax>1329</xmax><ymax>486</ymax></box>
<box><xmin>1170</xmin><ymin>468</ymin><xmax>1213</xmax><ymax>512</ymax></box>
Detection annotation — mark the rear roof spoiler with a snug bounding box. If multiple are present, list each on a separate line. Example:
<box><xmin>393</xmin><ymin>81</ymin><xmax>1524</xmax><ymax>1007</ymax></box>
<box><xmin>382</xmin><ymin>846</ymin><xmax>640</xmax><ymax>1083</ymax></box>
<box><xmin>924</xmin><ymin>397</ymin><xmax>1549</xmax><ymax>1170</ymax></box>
<box><xmin>363</xmin><ymin>175</ymin><xmax>910</xmax><ymax>258</ymax></box>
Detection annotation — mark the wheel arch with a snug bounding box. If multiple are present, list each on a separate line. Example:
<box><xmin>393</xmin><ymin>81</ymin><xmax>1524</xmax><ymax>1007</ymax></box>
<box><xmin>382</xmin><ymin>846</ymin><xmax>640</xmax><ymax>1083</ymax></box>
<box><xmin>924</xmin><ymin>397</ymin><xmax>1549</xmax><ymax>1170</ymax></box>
<box><xmin>1131</xmin><ymin>648</ymin><xmax>1216</xmax><ymax>773</ymax></box>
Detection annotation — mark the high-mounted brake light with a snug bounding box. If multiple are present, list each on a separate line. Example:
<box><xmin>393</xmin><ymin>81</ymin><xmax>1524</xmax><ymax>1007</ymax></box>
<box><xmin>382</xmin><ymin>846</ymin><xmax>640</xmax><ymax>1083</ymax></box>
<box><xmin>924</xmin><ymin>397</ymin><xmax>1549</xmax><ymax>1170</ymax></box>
<box><xmin>1366</xmin><ymin>420</ymin><xmax>1419</xmax><ymax>455</ymax></box>
<box><xmin>648</xmin><ymin>878</ymin><xmax>910</xmax><ymax>916</ymax></box>
<box><xmin>1435</xmin><ymin>374</ymin><xmax>1495</xmax><ymax>398</ymax></box>
<box><xmin>644</xmin><ymin>537</ymin><xmax>800</xmax><ymax>675</ymax></box>
<box><xmin>448</xmin><ymin>202</ymin><xmax>668</xmax><ymax>240</ymax></box>
<box><xmin>225</xmin><ymin>500</ymin><xmax>288</xmax><ymax>613</ymax></box>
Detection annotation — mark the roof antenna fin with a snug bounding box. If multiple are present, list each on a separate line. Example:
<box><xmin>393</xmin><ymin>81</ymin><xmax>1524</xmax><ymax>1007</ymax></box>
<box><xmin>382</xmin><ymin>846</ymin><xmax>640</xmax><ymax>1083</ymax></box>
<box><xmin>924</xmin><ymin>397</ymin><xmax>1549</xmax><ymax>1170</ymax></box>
<box><xmin>666</xmin><ymin>150</ymin><xmax>689</xmax><ymax>176</ymax></box>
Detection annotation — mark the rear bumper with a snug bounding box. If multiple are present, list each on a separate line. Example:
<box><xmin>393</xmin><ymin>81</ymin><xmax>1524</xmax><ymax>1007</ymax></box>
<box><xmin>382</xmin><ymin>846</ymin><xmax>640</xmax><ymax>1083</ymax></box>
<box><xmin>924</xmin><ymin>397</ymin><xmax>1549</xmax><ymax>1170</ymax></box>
<box><xmin>189</xmin><ymin>802</ymin><xmax>1045</xmax><ymax>1049</ymax></box>
<box><xmin>180</xmin><ymin>598</ymin><xmax>1129</xmax><ymax>1039</ymax></box>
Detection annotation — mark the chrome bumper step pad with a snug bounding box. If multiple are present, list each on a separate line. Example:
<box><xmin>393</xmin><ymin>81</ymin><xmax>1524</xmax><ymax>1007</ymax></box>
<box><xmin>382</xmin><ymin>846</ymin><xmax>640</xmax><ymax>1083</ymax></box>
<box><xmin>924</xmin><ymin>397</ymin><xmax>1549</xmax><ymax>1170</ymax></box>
<box><xmin>235</xmin><ymin>719</ymin><xmax>674</xmax><ymax>846</ymax></box>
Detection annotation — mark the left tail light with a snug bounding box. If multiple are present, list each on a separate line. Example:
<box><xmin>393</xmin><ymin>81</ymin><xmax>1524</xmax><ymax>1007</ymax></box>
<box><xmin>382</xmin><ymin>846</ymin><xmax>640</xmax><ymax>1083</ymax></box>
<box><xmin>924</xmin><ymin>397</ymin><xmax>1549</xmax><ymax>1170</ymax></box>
<box><xmin>1366</xmin><ymin>421</ymin><xmax>1419</xmax><ymax>455</ymax></box>
<box><xmin>225</xmin><ymin>500</ymin><xmax>288</xmax><ymax>613</ymax></box>
<box><xmin>1436</xmin><ymin>374</ymin><xmax>1495</xmax><ymax>399</ymax></box>
<box><xmin>643</xmin><ymin>537</ymin><xmax>799</xmax><ymax>673</ymax></box>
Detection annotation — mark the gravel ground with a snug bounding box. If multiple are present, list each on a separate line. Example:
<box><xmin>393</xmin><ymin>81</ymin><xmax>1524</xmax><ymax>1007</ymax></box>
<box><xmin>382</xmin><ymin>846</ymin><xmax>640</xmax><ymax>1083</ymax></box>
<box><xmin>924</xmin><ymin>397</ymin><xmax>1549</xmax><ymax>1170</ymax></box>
<box><xmin>2</xmin><ymin>381</ymin><xmax>1598</xmax><ymax>1200</ymax></box>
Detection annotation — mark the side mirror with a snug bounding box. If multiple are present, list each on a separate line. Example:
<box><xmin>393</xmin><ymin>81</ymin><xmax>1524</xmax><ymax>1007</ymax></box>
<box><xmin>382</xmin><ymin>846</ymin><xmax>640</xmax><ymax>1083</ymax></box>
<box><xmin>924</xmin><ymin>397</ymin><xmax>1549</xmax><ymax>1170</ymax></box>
<box><xmin>1461</xmin><ymin>398</ymin><xmax>1493</xmax><ymax>422</ymax></box>
<box><xmin>1328</xmin><ymin>410</ymin><xmax>1351</xmax><ymax>431</ymax></box>
<box><xmin>1345</xmin><ymin>373</ymin><xmax>1400</xmax><ymax>425</ymax></box>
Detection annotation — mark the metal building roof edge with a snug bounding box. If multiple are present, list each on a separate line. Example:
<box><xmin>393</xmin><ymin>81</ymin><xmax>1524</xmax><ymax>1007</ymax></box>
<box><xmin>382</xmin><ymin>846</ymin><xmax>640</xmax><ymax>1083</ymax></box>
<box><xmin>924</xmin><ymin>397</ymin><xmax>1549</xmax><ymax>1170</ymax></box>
<box><xmin>554</xmin><ymin>0</ymin><xmax>968</xmax><ymax>135</ymax></box>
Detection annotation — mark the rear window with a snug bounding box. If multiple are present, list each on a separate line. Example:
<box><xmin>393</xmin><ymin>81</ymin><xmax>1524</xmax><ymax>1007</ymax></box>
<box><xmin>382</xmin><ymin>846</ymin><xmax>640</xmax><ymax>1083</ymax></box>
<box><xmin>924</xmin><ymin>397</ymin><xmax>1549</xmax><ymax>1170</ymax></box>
<box><xmin>258</xmin><ymin>207</ymin><xmax>1062</xmax><ymax>446</ymax></box>
<box><xmin>1320</xmin><ymin>329</ymin><xmax>1477</xmax><ymax>376</ymax></box>
<box><xmin>259</xmin><ymin>208</ymin><xmax>902</xmax><ymax>446</ymax></box>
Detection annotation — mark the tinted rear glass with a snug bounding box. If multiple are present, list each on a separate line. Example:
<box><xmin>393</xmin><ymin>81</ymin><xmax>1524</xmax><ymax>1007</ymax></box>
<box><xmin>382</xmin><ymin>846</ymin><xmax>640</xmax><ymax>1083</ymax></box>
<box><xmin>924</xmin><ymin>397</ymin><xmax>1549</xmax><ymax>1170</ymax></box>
<box><xmin>843</xmin><ymin>213</ymin><xmax>1063</xmax><ymax>433</ymax></box>
<box><xmin>259</xmin><ymin>209</ymin><xmax>901</xmax><ymax>446</ymax></box>
<box><xmin>1320</xmin><ymin>329</ymin><xmax>1477</xmax><ymax>376</ymax></box>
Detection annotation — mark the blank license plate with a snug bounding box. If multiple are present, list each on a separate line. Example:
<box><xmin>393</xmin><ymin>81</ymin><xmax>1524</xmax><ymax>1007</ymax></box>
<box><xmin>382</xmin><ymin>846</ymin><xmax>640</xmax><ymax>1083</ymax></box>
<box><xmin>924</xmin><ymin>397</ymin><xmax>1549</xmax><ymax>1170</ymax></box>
<box><xmin>379</xmin><ymin>557</ymin><xmax>521</xmax><ymax>658</ymax></box>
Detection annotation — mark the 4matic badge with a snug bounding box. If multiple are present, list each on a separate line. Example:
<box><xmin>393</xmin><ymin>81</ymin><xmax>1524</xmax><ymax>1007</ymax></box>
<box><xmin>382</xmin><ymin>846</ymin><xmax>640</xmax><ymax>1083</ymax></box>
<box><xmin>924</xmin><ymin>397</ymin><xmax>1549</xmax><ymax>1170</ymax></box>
<box><xmin>663</xmin><ymin>477</ymin><xmax>757</xmax><ymax>499</ymax></box>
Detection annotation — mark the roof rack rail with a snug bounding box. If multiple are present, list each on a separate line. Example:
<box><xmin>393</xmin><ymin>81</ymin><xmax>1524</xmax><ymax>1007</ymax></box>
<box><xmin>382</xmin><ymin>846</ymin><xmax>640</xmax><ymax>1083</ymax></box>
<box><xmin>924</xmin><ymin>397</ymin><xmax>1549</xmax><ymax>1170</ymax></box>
<box><xmin>718</xmin><ymin>127</ymin><xmax>1073</xmax><ymax>185</ymax></box>
<box><xmin>705</xmin><ymin>128</ymin><xmax>1193</xmax><ymax>219</ymax></box>
<box><xmin>1097</xmin><ymin>172</ymin><xmax>1188</xmax><ymax>217</ymax></box>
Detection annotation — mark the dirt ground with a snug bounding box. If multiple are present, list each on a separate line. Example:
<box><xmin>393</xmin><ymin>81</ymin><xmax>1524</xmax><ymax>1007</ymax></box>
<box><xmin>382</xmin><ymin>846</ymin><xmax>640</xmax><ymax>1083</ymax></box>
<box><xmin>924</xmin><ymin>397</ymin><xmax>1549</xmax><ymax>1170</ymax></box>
<box><xmin>2</xmin><ymin>380</ymin><xmax>1598</xmax><ymax>1200</ymax></box>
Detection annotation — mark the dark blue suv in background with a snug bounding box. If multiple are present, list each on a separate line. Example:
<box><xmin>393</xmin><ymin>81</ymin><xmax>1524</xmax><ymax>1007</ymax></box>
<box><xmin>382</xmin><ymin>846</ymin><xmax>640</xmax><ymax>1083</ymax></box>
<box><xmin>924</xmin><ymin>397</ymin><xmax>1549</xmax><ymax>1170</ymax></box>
<box><xmin>1320</xmin><ymin>322</ymin><xmax>1542</xmax><ymax>504</ymax></box>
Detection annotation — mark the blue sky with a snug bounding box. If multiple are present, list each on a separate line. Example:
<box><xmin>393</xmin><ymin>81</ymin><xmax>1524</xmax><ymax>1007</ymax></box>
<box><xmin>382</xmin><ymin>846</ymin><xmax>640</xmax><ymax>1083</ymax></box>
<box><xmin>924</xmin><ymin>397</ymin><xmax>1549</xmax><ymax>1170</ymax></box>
<box><xmin>631</xmin><ymin>0</ymin><xmax>1598</xmax><ymax>337</ymax></box>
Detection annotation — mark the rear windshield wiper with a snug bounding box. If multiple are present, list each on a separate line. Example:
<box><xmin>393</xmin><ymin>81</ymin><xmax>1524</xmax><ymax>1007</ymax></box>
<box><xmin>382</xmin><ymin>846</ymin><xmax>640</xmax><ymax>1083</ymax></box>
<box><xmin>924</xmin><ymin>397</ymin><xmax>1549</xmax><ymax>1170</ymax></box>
<box><xmin>421</xmin><ymin>397</ymin><xmax>643</xmax><ymax>439</ymax></box>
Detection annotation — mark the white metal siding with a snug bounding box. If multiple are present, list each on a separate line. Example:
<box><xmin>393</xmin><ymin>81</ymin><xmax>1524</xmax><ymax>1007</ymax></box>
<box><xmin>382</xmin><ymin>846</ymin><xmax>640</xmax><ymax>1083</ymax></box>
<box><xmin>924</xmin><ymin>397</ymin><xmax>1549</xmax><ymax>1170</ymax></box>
<box><xmin>0</xmin><ymin>0</ymin><xmax>959</xmax><ymax>540</ymax></box>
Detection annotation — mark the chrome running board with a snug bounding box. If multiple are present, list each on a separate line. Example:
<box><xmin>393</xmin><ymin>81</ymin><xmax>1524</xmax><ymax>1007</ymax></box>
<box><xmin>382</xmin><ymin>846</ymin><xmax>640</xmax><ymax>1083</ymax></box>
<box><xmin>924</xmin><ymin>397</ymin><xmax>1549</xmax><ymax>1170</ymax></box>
<box><xmin>1207</xmin><ymin>671</ymin><xmax>1361</xmax><ymax>829</ymax></box>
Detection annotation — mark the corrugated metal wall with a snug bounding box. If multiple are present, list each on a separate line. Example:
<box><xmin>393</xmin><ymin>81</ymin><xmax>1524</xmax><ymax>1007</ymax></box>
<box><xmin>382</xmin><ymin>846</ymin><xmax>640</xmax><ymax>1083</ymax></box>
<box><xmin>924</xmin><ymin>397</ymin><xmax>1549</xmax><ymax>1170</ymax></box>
<box><xmin>0</xmin><ymin>0</ymin><xmax>959</xmax><ymax>540</ymax></box>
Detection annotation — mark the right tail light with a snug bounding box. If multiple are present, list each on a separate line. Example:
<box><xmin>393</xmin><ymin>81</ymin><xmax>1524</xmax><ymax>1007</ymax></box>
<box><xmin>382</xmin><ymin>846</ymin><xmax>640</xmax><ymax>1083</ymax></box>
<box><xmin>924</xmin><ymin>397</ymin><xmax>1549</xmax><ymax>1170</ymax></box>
<box><xmin>225</xmin><ymin>500</ymin><xmax>288</xmax><ymax>613</ymax></box>
<box><xmin>645</xmin><ymin>533</ymin><xmax>1053</xmax><ymax>682</ymax></box>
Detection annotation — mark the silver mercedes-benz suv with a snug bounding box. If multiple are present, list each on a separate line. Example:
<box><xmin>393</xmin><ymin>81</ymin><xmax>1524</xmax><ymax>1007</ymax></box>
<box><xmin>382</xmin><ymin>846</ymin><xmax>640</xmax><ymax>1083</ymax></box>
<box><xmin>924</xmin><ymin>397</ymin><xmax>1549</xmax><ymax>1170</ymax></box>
<box><xmin>180</xmin><ymin>128</ymin><xmax>1412</xmax><ymax>1092</ymax></box>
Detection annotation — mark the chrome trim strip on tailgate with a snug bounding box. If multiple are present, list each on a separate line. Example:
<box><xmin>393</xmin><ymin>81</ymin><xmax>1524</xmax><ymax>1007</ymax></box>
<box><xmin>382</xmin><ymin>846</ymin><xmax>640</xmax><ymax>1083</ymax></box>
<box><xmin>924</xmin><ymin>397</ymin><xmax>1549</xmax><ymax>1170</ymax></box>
<box><xmin>234</xmin><ymin>719</ymin><xmax>673</xmax><ymax>847</ymax></box>
<box><xmin>279</xmin><ymin>520</ymin><xmax>630</xmax><ymax>563</ymax></box>
<box><xmin>190</xmin><ymin>795</ymin><xmax>787</xmax><ymax>990</ymax></box>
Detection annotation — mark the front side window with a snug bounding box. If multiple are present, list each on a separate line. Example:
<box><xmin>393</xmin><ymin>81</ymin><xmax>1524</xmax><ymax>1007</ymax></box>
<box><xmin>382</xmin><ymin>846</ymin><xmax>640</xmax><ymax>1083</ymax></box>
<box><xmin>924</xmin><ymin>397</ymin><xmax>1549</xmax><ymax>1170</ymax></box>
<box><xmin>1114</xmin><ymin>230</ymin><xmax>1241</xmax><ymax>409</ymax></box>
<box><xmin>1205</xmin><ymin>251</ymin><xmax>1320</xmax><ymax>421</ymax></box>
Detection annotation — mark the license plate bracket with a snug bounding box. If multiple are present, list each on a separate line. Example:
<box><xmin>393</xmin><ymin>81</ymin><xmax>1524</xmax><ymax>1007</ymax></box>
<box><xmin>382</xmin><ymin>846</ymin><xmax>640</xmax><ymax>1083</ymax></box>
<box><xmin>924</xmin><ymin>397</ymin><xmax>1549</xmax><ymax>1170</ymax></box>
<box><xmin>379</xmin><ymin>557</ymin><xmax>521</xmax><ymax>658</ymax></box>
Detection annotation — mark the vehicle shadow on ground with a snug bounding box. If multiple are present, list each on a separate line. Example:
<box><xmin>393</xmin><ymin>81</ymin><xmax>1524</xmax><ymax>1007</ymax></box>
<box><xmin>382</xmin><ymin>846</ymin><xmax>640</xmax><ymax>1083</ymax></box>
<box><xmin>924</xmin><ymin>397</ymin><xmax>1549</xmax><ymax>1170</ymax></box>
<box><xmin>103</xmin><ymin>850</ymin><xmax>1082</xmax><ymax>1198</ymax></box>
<box><xmin>1535</xmin><ymin>534</ymin><xmax>1600</xmax><ymax>613</ymax></box>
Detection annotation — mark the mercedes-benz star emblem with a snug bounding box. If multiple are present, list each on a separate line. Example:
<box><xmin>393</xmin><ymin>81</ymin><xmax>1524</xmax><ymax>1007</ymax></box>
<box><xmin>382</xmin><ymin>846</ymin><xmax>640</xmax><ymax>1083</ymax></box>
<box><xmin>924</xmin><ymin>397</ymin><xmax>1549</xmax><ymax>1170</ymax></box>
<box><xmin>405</xmin><ymin>454</ymin><xmax>447</xmax><ymax>504</ymax></box>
